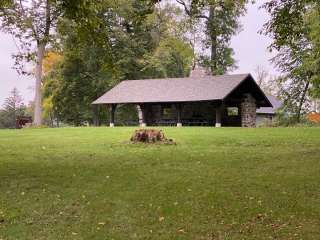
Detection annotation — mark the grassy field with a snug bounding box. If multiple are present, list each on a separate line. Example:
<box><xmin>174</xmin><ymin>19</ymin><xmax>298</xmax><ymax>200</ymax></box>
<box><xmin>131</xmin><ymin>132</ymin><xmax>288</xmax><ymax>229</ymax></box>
<box><xmin>0</xmin><ymin>127</ymin><xmax>319</xmax><ymax>239</ymax></box>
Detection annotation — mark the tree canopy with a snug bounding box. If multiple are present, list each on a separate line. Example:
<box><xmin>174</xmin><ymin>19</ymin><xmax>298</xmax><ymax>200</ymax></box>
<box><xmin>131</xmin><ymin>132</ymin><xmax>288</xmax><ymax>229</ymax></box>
<box><xmin>0</xmin><ymin>0</ymin><xmax>64</xmax><ymax>126</ymax></box>
<box><xmin>1</xmin><ymin>0</ymin><xmax>319</xmax><ymax>126</ymax></box>
<box><xmin>176</xmin><ymin>0</ymin><xmax>249</xmax><ymax>74</ymax></box>
<box><xmin>262</xmin><ymin>0</ymin><xmax>320</xmax><ymax>121</ymax></box>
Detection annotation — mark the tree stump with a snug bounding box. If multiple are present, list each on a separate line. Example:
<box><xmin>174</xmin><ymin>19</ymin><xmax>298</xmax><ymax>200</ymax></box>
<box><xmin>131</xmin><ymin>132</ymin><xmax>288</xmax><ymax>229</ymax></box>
<box><xmin>130</xmin><ymin>129</ymin><xmax>174</xmax><ymax>144</ymax></box>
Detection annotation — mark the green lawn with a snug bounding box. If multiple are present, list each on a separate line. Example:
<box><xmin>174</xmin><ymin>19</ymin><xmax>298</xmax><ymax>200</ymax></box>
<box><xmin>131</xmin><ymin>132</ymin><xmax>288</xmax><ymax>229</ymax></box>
<box><xmin>0</xmin><ymin>127</ymin><xmax>319</xmax><ymax>239</ymax></box>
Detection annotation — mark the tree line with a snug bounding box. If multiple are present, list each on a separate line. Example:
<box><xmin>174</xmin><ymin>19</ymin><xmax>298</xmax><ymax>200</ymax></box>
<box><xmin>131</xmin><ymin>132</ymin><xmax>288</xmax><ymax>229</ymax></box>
<box><xmin>0</xmin><ymin>0</ymin><xmax>319</xmax><ymax>127</ymax></box>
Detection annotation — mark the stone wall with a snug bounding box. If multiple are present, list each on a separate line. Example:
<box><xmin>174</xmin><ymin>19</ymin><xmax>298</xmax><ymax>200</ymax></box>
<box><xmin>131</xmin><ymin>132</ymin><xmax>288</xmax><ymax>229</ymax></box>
<box><xmin>241</xmin><ymin>94</ymin><xmax>257</xmax><ymax>127</ymax></box>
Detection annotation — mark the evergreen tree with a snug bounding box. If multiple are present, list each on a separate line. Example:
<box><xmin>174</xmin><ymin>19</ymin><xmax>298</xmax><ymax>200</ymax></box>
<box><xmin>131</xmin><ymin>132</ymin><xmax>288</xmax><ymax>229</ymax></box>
<box><xmin>0</xmin><ymin>88</ymin><xmax>26</xmax><ymax>128</ymax></box>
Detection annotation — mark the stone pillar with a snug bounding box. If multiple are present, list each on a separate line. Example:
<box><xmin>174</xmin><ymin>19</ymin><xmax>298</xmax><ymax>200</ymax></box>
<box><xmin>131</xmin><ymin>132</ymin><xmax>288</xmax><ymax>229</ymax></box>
<box><xmin>215</xmin><ymin>105</ymin><xmax>222</xmax><ymax>127</ymax></box>
<box><xmin>109</xmin><ymin>104</ymin><xmax>117</xmax><ymax>127</ymax></box>
<box><xmin>176</xmin><ymin>103</ymin><xmax>183</xmax><ymax>127</ymax></box>
<box><xmin>241</xmin><ymin>94</ymin><xmax>256</xmax><ymax>127</ymax></box>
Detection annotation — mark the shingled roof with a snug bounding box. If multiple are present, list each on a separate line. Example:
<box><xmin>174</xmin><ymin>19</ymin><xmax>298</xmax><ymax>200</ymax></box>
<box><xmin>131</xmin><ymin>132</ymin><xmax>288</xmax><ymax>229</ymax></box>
<box><xmin>257</xmin><ymin>95</ymin><xmax>282</xmax><ymax>115</ymax></box>
<box><xmin>93</xmin><ymin>73</ymin><xmax>272</xmax><ymax>107</ymax></box>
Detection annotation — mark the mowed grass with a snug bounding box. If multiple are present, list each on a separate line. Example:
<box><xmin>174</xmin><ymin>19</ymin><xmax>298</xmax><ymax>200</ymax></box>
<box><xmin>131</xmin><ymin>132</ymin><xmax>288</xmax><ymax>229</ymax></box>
<box><xmin>0</xmin><ymin>127</ymin><xmax>319</xmax><ymax>240</ymax></box>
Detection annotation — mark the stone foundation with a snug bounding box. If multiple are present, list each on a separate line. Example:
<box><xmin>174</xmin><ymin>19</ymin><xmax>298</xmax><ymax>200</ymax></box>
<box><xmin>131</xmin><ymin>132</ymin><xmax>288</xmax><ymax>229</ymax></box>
<box><xmin>241</xmin><ymin>94</ymin><xmax>256</xmax><ymax>127</ymax></box>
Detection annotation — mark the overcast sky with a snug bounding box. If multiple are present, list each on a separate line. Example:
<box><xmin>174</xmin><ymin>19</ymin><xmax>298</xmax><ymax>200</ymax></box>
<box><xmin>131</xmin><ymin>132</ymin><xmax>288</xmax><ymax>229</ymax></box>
<box><xmin>0</xmin><ymin>0</ymin><xmax>277</xmax><ymax>106</ymax></box>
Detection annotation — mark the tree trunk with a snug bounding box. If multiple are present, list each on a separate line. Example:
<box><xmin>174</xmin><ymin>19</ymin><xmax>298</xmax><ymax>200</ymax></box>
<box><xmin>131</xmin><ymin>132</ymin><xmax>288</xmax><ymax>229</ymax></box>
<box><xmin>56</xmin><ymin>114</ymin><xmax>60</xmax><ymax>128</ymax></box>
<box><xmin>34</xmin><ymin>43</ymin><xmax>45</xmax><ymax>126</ymax></box>
<box><xmin>13</xmin><ymin>107</ymin><xmax>16</xmax><ymax>129</ymax></box>
<box><xmin>208</xmin><ymin>6</ymin><xmax>218</xmax><ymax>75</ymax></box>
<box><xmin>49</xmin><ymin>112</ymin><xmax>53</xmax><ymax>127</ymax></box>
<box><xmin>296</xmin><ymin>80</ymin><xmax>310</xmax><ymax>122</ymax></box>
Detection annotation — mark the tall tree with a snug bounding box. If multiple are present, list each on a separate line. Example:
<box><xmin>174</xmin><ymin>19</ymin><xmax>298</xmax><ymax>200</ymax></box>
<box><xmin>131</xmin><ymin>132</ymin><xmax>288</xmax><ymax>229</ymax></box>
<box><xmin>46</xmin><ymin>0</ymin><xmax>158</xmax><ymax>125</ymax></box>
<box><xmin>262</xmin><ymin>0</ymin><xmax>319</xmax><ymax>121</ymax></box>
<box><xmin>307</xmin><ymin>4</ymin><xmax>320</xmax><ymax>98</ymax></box>
<box><xmin>42</xmin><ymin>51</ymin><xmax>63</xmax><ymax>126</ymax></box>
<box><xmin>0</xmin><ymin>0</ymin><xmax>62</xmax><ymax>126</ymax></box>
<box><xmin>176</xmin><ymin>0</ymin><xmax>248</xmax><ymax>74</ymax></box>
<box><xmin>142</xmin><ymin>2</ymin><xmax>194</xmax><ymax>78</ymax></box>
<box><xmin>45</xmin><ymin>1</ymin><xmax>194</xmax><ymax>126</ymax></box>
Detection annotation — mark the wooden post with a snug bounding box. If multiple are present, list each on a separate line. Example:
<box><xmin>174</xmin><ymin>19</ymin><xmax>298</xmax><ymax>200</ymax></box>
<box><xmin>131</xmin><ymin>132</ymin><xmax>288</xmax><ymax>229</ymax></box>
<box><xmin>139</xmin><ymin>104</ymin><xmax>147</xmax><ymax>127</ymax></box>
<box><xmin>176</xmin><ymin>103</ymin><xmax>182</xmax><ymax>127</ymax></box>
<box><xmin>109</xmin><ymin>104</ymin><xmax>117</xmax><ymax>127</ymax></box>
<box><xmin>215</xmin><ymin>104</ymin><xmax>222</xmax><ymax>127</ymax></box>
<box><xmin>93</xmin><ymin>104</ymin><xmax>100</xmax><ymax>126</ymax></box>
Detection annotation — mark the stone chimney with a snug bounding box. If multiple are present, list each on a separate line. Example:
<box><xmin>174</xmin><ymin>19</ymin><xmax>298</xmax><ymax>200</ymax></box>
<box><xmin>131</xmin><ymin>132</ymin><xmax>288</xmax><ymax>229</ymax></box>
<box><xmin>189</xmin><ymin>65</ymin><xmax>211</xmax><ymax>78</ymax></box>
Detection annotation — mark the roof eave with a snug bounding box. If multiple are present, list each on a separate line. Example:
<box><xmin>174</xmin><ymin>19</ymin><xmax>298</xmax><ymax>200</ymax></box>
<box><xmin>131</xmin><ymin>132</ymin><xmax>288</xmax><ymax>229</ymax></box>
<box><xmin>222</xmin><ymin>73</ymin><xmax>273</xmax><ymax>108</ymax></box>
<box><xmin>92</xmin><ymin>98</ymin><xmax>226</xmax><ymax>105</ymax></box>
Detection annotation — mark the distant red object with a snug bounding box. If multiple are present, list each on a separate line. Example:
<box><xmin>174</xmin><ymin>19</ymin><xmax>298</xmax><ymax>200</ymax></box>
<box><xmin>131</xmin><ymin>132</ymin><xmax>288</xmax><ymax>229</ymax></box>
<box><xmin>306</xmin><ymin>112</ymin><xmax>320</xmax><ymax>123</ymax></box>
<box><xmin>16</xmin><ymin>116</ymin><xmax>32</xmax><ymax>129</ymax></box>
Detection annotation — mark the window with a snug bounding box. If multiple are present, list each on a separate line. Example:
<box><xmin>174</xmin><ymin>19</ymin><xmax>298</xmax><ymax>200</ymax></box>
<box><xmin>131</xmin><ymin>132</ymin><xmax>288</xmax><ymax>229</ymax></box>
<box><xmin>227</xmin><ymin>107</ymin><xmax>239</xmax><ymax>116</ymax></box>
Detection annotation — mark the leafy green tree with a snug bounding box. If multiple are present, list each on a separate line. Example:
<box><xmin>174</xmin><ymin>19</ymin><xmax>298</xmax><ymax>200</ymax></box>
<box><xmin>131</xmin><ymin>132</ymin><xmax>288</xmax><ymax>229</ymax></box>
<box><xmin>0</xmin><ymin>88</ymin><xmax>26</xmax><ymax>128</ymax></box>
<box><xmin>0</xmin><ymin>0</ymin><xmax>63</xmax><ymax>126</ymax></box>
<box><xmin>142</xmin><ymin>3</ymin><xmax>194</xmax><ymax>78</ymax></box>
<box><xmin>262</xmin><ymin>0</ymin><xmax>319</xmax><ymax>121</ymax></box>
<box><xmin>176</xmin><ymin>0</ymin><xmax>248</xmax><ymax>74</ymax></box>
<box><xmin>307</xmin><ymin>5</ymin><xmax>320</xmax><ymax>98</ymax></box>
<box><xmin>142</xmin><ymin>37</ymin><xmax>194</xmax><ymax>78</ymax></box>
<box><xmin>0</xmin><ymin>0</ymin><xmax>12</xmax><ymax>8</ymax></box>
<box><xmin>45</xmin><ymin>1</ymin><xmax>194</xmax><ymax>125</ymax></box>
<box><xmin>42</xmin><ymin>51</ymin><xmax>63</xmax><ymax>127</ymax></box>
<box><xmin>48</xmin><ymin>0</ymin><xmax>156</xmax><ymax>125</ymax></box>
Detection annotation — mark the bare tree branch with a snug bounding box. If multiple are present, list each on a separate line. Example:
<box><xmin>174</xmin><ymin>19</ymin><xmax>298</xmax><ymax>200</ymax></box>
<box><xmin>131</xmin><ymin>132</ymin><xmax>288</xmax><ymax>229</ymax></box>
<box><xmin>18</xmin><ymin>0</ymin><xmax>39</xmax><ymax>41</ymax></box>
<box><xmin>176</xmin><ymin>0</ymin><xmax>209</xmax><ymax>20</ymax></box>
